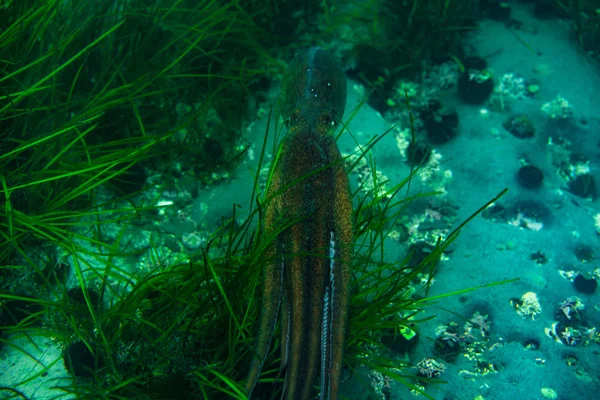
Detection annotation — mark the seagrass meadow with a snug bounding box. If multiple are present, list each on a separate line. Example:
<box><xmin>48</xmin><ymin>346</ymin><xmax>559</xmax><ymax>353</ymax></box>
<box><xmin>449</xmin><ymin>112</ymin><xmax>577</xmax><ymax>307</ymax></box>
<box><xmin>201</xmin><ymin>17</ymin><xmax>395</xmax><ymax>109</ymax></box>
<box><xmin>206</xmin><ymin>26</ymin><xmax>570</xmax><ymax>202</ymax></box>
<box><xmin>2</xmin><ymin>1</ymin><xmax>599</xmax><ymax>400</ymax></box>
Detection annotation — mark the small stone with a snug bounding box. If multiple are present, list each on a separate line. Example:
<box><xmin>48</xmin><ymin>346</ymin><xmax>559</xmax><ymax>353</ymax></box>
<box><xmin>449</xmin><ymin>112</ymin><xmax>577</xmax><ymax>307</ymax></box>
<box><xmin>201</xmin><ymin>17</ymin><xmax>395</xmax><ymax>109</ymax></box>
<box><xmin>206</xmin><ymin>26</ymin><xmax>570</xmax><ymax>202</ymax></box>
<box><xmin>503</xmin><ymin>114</ymin><xmax>535</xmax><ymax>138</ymax></box>
<box><xmin>573</xmin><ymin>274</ymin><xmax>597</xmax><ymax>294</ymax></box>
<box><xmin>162</xmin><ymin>220</ymin><xmax>197</xmax><ymax>235</ymax></box>
<box><xmin>533</xmin><ymin>64</ymin><xmax>551</xmax><ymax>75</ymax></box>
<box><xmin>523</xmin><ymin>338</ymin><xmax>540</xmax><ymax>350</ymax></box>
<box><xmin>517</xmin><ymin>165</ymin><xmax>544</xmax><ymax>189</ymax></box>
<box><xmin>515</xmin><ymin>292</ymin><xmax>542</xmax><ymax>319</ymax></box>
<box><xmin>182</xmin><ymin>232</ymin><xmax>206</xmax><ymax>250</ymax></box>
<box><xmin>421</xmin><ymin>101</ymin><xmax>459</xmax><ymax>144</ymax></box>
<box><xmin>568</xmin><ymin>174</ymin><xmax>597</xmax><ymax>200</ymax></box>
<box><xmin>527</xmin><ymin>84</ymin><xmax>540</xmax><ymax>94</ymax></box>
<box><xmin>540</xmin><ymin>387</ymin><xmax>557</xmax><ymax>400</ymax></box>
<box><xmin>407</xmin><ymin>140</ymin><xmax>432</xmax><ymax>165</ymax></box>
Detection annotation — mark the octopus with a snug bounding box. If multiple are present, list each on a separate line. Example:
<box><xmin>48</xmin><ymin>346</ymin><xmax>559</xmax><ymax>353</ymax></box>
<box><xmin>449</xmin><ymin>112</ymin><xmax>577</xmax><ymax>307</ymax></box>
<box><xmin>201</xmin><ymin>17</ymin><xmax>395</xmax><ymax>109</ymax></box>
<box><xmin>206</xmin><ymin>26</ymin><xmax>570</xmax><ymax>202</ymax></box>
<box><xmin>245</xmin><ymin>47</ymin><xmax>353</xmax><ymax>400</ymax></box>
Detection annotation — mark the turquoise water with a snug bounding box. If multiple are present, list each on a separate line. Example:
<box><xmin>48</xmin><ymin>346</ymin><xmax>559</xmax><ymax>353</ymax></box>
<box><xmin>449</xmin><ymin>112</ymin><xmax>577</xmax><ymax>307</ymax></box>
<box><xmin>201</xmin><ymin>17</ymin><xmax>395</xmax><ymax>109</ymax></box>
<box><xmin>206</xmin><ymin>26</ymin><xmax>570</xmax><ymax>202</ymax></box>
<box><xmin>335</xmin><ymin>4</ymin><xmax>600</xmax><ymax>400</ymax></box>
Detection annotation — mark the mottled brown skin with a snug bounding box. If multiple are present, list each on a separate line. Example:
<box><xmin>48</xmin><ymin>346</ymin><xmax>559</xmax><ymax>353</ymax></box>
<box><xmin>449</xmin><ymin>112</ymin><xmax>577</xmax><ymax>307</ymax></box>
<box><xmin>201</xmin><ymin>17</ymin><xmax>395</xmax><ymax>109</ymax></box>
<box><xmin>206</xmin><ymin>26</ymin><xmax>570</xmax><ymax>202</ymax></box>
<box><xmin>246</xmin><ymin>48</ymin><xmax>353</xmax><ymax>400</ymax></box>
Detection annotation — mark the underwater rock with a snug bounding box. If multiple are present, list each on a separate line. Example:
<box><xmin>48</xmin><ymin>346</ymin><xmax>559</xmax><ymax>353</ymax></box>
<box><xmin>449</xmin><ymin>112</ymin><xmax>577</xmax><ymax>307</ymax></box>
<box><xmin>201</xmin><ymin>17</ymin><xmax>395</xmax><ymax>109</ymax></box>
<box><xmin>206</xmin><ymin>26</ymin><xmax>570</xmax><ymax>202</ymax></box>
<box><xmin>482</xmin><ymin>202</ymin><xmax>507</xmax><ymax>221</ymax></box>
<box><xmin>408</xmin><ymin>241</ymin><xmax>436</xmax><ymax>268</ymax></box>
<box><xmin>517</xmin><ymin>165</ymin><xmax>544</xmax><ymax>189</ymax></box>
<box><xmin>416</xmin><ymin>357</ymin><xmax>446</xmax><ymax>379</ymax></box>
<box><xmin>509</xmin><ymin>200</ymin><xmax>552</xmax><ymax>228</ymax></box>
<box><xmin>527</xmin><ymin>83</ymin><xmax>540</xmax><ymax>96</ymax></box>
<box><xmin>555</xmin><ymin>296</ymin><xmax>584</xmax><ymax>325</ymax></box>
<box><xmin>421</xmin><ymin>100</ymin><xmax>459</xmax><ymax>144</ymax></box>
<box><xmin>433</xmin><ymin>324</ymin><xmax>462</xmax><ymax>361</ymax></box>
<box><xmin>181</xmin><ymin>231</ymin><xmax>206</xmax><ymax>250</ymax></box>
<box><xmin>458</xmin><ymin>72</ymin><xmax>494</xmax><ymax>104</ymax></box>
<box><xmin>545</xmin><ymin>322</ymin><xmax>582</xmax><ymax>346</ymax></box>
<box><xmin>541</xmin><ymin>95</ymin><xmax>573</xmax><ymax>120</ymax></box>
<box><xmin>573</xmin><ymin>274</ymin><xmax>597</xmax><ymax>294</ymax></box>
<box><xmin>406</xmin><ymin>140</ymin><xmax>432</xmax><ymax>166</ymax></box>
<box><xmin>382</xmin><ymin>386</ymin><xmax>392</xmax><ymax>400</ymax></box>
<box><xmin>63</xmin><ymin>341</ymin><xmax>103</xmax><ymax>378</ymax></box>
<box><xmin>503</xmin><ymin>114</ymin><xmax>535</xmax><ymax>138</ymax></box>
<box><xmin>463</xmin><ymin>56</ymin><xmax>487</xmax><ymax>73</ymax></box>
<box><xmin>568</xmin><ymin>174</ymin><xmax>597</xmax><ymax>200</ymax></box>
<box><xmin>563</xmin><ymin>353</ymin><xmax>578</xmax><ymax>367</ymax></box>
<box><xmin>540</xmin><ymin>387</ymin><xmax>558</xmax><ymax>400</ymax></box>
<box><xmin>522</xmin><ymin>338</ymin><xmax>540</xmax><ymax>350</ymax></box>
<box><xmin>458</xmin><ymin>57</ymin><xmax>494</xmax><ymax>104</ymax></box>
<box><xmin>512</xmin><ymin>292</ymin><xmax>542</xmax><ymax>320</ymax></box>
<box><xmin>163</xmin><ymin>235</ymin><xmax>182</xmax><ymax>253</ymax></box>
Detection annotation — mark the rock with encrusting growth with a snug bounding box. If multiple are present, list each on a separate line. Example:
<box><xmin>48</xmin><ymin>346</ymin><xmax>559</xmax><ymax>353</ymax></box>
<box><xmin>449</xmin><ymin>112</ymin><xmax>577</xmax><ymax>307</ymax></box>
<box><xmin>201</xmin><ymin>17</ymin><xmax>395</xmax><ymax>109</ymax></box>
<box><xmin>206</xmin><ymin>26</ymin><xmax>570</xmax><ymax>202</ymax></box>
<box><xmin>569</xmin><ymin>174</ymin><xmax>597</xmax><ymax>200</ymax></box>
<box><xmin>503</xmin><ymin>114</ymin><xmax>535</xmax><ymax>138</ymax></box>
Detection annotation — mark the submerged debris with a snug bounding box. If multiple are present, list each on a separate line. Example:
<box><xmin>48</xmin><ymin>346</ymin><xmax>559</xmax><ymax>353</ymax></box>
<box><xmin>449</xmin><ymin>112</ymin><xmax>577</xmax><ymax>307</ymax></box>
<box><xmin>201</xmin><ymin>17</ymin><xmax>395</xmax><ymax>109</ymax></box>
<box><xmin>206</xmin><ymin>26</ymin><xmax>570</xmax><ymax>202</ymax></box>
<box><xmin>541</xmin><ymin>95</ymin><xmax>573</xmax><ymax>119</ymax></box>
<box><xmin>416</xmin><ymin>357</ymin><xmax>446</xmax><ymax>379</ymax></box>
<box><xmin>511</xmin><ymin>292</ymin><xmax>542</xmax><ymax>320</ymax></box>
<box><xmin>557</xmin><ymin>296</ymin><xmax>584</xmax><ymax>321</ymax></box>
